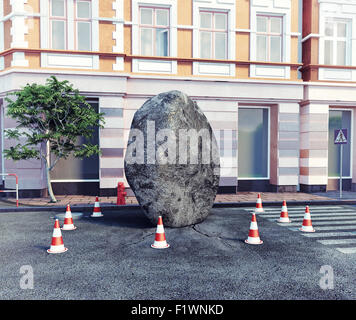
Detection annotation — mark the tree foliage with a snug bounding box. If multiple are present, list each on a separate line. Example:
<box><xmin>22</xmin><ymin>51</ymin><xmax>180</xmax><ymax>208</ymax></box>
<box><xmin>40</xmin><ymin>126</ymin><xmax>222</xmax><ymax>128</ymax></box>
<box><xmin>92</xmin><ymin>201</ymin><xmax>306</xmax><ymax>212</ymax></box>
<box><xmin>4</xmin><ymin>76</ymin><xmax>105</xmax><ymax>201</ymax></box>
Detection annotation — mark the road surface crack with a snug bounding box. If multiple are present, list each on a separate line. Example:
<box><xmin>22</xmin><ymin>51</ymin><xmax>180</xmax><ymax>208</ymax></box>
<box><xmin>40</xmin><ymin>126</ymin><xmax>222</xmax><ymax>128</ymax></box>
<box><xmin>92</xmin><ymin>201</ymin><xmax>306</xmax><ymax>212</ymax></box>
<box><xmin>191</xmin><ymin>225</ymin><xmax>235</xmax><ymax>248</ymax></box>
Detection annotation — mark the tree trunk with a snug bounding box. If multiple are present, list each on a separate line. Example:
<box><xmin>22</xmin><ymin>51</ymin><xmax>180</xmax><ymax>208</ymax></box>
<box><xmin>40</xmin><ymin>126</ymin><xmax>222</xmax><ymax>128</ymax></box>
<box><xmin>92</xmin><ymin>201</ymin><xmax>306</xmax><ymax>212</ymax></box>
<box><xmin>44</xmin><ymin>159</ymin><xmax>57</xmax><ymax>203</ymax></box>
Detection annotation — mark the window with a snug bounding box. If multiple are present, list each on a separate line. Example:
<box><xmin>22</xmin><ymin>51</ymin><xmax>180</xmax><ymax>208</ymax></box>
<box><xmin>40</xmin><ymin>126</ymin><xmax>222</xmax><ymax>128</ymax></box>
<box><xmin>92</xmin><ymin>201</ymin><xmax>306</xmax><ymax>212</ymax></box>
<box><xmin>256</xmin><ymin>15</ymin><xmax>283</xmax><ymax>62</ymax></box>
<box><xmin>139</xmin><ymin>7</ymin><xmax>169</xmax><ymax>56</ymax></box>
<box><xmin>199</xmin><ymin>11</ymin><xmax>227</xmax><ymax>60</ymax></box>
<box><xmin>50</xmin><ymin>0</ymin><xmax>67</xmax><ymax>50</ymax></box>
<box><xmin>324</xmin><ymin>19</ymin><xmax>351</xmax><ymax>66</ymax></box>
<box><xmin>75</xmin><ymin>0</ymin><xmax>92</xmax><ymax>51</ymax></box>
<box><xmin>49</xmin><ymin>0</ymin><xmax>92</xmax><ymax>51</ymax></box>
<box><xmin>328</xmin><ymin>110</ymin><xmax>352</xmax><ymax>178</ymax></box>
<box><xmin>238</xmin><ymin>108</ymin><xmax>269</xmax><ymax>179</ymax></box>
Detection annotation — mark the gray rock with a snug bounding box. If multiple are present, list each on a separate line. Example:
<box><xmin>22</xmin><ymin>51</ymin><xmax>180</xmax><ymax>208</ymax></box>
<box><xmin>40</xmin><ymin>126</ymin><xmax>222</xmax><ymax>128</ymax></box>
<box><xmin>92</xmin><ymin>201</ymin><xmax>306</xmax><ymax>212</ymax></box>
<box><xmin>124</xmin><ymin>90</ymin><xmax>220</xmax><ymax>227</ymax></box>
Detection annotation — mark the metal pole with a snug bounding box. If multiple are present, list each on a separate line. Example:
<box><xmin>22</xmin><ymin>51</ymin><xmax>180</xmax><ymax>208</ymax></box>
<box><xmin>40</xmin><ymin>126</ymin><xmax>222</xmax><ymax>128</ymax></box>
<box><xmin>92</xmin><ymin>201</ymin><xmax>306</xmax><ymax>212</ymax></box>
<box><xmin>340</xmin><ymin>144</ymin><xmax>343</xmax><ymax>199</ymax></box>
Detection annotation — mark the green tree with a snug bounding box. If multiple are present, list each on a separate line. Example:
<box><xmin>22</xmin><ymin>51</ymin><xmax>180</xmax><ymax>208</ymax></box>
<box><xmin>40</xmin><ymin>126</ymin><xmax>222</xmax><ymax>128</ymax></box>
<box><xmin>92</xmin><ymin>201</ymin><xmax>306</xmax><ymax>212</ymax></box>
<box><xmin>4</xmin><ymin>76</ymin><xmax>105</xmax><ymax>202</ymax></box>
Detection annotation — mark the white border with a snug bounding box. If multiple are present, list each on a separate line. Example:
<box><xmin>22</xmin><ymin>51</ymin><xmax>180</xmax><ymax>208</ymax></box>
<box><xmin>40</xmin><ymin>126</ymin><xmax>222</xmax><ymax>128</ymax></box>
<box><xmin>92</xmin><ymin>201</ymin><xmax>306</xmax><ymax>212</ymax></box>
<box><xmin>131</xmin><ymin>0</ymin><xmax>177</xmax><ymax>74</ymax></box>
<box><xmin>328</xmin><ymin>107</ymin><xmax>353</xmax><ymax>179</ymax></box>
<box><xmin>318</xmin><ymin>1</ymin><xmax>356</xmax><ymax>81</ymax></box>
<box><xmin>192</xmin><ymin>0</ymin><xmax>236</xmax><ymax>76</ymax></box>
<box><xmin>250</xmin><ymin>0</ymin><xmax>291</xmax><ymax>79</ymax></box>
<box><xmin>238</xmin><ymin>105</ymin><xmax>271</xmax><ymax>180</ymax></box>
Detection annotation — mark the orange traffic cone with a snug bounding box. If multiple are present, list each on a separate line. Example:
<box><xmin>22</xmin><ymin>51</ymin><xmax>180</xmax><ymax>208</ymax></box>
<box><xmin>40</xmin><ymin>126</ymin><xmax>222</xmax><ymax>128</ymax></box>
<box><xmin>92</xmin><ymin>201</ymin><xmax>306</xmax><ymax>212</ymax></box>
<box><xmin>61</xmin><ymin>204</ymin><xmax>77</xmax><ymax>230</ymax></box>
<box><xmin>47</xmin><ymin>219</ymin><xmax>68</xmax><ymax>254</ymax></box>
<box><xmin>299</xmin><ymin>206</ymin><xmax>315</xmax><ymax>232</ymax></box>
<box><xmin>91</xmin><ymin>196</ymin><xmax>103</xmax><ymax>217</ymax></box>
<box><xmin>245</xmin><ymin>213</ymin><xmax>263</xmax><ymax>245</ymax></box>
<box><xmin>278</xmin><ymin>200</ymin><xmax>291</xmax><ymax>223</ymax></box>
<box><xmin>255</xmin><ymin>193</ymin><xmax>264</xmax><ymax>213</ymax></box>
<box><xmin>151</xmin><ymin>216</ymin><xmax>170</xmax><ymax>249</ymax></box>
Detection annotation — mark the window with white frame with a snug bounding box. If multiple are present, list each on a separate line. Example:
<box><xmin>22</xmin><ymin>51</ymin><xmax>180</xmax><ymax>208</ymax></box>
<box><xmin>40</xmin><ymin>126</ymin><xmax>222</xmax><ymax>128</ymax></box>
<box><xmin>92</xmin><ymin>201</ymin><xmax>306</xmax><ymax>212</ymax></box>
<box><xmin>199</xmin><ymin>10</ymin><xmax>228</xmax><ymax>60</ymax></box>
<box><xmin>75</xmin><ymin>0</ymin><xmax>92</xmax><ymax>51</ymax></box>
<box><xmin>49</xmin><ymin>0</ymin><xmax>92</xmax><ymax>51</ymax></box>
<box><xmin>256</xmin><ymin>15</ymin><xmax>283</xmax><ymax>63</ymax></box>
<box><xmin>50</xmin><ymin>0</ymin><xmax>67</xmax><ymax>50</ymax></box>
<box><xmin>324</xmin><ymin>18</ymin><xmax>351</xmax><ymax>66</ymax></box>
<box><xmin>139</xmin><ymin>6</ymin><xmax>170</xmax><ymax>56</ymax></box>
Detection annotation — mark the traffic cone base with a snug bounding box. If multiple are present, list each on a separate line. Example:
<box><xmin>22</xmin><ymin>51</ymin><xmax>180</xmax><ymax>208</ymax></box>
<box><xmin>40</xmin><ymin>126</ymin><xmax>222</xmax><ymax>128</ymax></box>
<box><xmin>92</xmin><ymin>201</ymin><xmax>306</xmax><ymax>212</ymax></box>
<box><xmin>90</xmin><ymin>213</ymin><xmax>103</xmax><ymax>217</ymax></box>
<box><xmin>244</xmin><ymin>238</ymin><xmax>263</xmax><ymax>245</ymax></box>
<box><xmin>151</xmin><ymin>243</ymin><xmax>170</xmax><ymax>249</ymax></box>
<box><xmin>151</xmin><ymin>216</ymin><xmax>170</xmax><ymax>249</ymax></box>
<box><xmin>278</xmin><ymin>218</ymin><xmax>292</xmax><ymax>223</ymax></box>
<box><xmin>61</xmin><ymin>225</ymin><xmax>77</xmax><ymax>231</ymax></box>
<box><xmin>47</xmin><ymin>247</ymin><xmax>68</xmax><ymax>254</ymax></box>
<box><xmin>299</xmin><ymin>226</ymin><xmax>315</xmax><ymax>232</ymax></box>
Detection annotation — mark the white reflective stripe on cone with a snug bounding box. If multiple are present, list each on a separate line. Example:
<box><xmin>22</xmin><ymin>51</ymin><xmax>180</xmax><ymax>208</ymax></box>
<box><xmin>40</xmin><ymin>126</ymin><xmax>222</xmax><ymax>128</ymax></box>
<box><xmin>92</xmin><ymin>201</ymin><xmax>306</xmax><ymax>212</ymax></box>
<box><xmin>249</xmin><ymin>222</ymin><xmax>258</xmax><ymax>230</ymax></box>
<box><xmin>52</xmin><ymin>228</ymin><xmax>62</xmax><ymax>237</ymax></box>
<box><xmin>156</xmin><ymin>225</ymin><xmax>165</xmax><ymax>233</ymax></box>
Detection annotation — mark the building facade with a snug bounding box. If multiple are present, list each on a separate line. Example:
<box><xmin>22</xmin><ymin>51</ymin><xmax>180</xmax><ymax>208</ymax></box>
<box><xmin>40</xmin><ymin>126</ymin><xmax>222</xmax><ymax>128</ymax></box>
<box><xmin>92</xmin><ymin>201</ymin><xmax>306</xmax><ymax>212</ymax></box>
<box><xmin>0</xmin><ymin>0</ymin><xmax>354</xmax><ymax>197</ymax></box>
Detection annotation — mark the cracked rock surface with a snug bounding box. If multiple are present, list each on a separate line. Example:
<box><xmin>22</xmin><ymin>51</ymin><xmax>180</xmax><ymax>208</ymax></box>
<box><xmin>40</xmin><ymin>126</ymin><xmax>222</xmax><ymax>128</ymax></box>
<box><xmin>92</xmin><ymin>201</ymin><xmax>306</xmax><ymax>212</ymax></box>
<box><xmin>124</xmin><ymin>90</ymin><xmax>220</xmax><ymax>227</ymax></box>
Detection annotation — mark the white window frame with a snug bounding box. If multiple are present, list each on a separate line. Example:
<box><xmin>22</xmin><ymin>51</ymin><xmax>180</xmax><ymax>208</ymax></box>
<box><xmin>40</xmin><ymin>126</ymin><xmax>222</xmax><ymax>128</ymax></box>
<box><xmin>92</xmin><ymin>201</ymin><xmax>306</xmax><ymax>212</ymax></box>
<box><xmin>74</xmin><ymin>0</ymin><xmax>92</xmax><ymax>51</ymax></box>
<box><xmin>318</xmin><ymin>1</ymin><xmax>356</xmax><ymax>81</ymax></box>
<box><xmin>238</xmin><ymin>106</ymin><xmax>271</xmax><ymax>180</ymax></box>
<box><xmin>255</xmin><ymin>14</ymin><xmax>283</xmax><ymax>63</ymax></box>
<box><xmin>40</xmin><ymin>0</ymin><xmax>99</xmax><ymax>69</ymax></box>
<box><xmin>198</xmin><ymin>10</ymin><xmax>228</xmax><ymax>60</ymax></box>
<box><xmin>328</xmin><ymin>108</ymin><xmax>353</xmax><ymax>180</ymax></box>
<box><xmin>132</xmin><ymin>0</ymin><xmax>177</xmax><ymax>74</ymax></box>
<box><xmin>250</xmin><ymin>2</ymin><xmax>291</xmax><ymax>79</ymax></box>
<box><xmin>49</xmin><ymin>0</ymin><xmax>68</xmax><ymax>50</ymax></box>
<box><xmin>139</xmin><ymin>6</ymin><xmax>170</xmax><ymax>57</ymax></box>
<box><xmin>192</xmin><ymin>0</ymin><xmax>235</xmax><ymax>77</ymax></box>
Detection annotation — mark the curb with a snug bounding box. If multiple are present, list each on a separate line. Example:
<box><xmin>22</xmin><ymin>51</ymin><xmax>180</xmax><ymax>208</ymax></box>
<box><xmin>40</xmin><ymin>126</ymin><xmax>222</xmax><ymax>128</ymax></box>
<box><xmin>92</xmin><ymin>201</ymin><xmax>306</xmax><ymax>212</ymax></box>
<box><xmin>0</xmin><ymin>199</ymin><xmax>356</xmax><ymax>212</ymax></box>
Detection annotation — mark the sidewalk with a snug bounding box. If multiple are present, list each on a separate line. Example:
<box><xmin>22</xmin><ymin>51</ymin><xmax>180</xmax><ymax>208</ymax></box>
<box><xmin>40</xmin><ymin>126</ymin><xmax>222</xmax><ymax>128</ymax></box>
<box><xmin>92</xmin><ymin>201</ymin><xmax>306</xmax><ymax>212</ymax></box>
<box><xmin>0</xmin><ymin>191</ymin><xmax>355</xmax><ymax>212</ymax></box>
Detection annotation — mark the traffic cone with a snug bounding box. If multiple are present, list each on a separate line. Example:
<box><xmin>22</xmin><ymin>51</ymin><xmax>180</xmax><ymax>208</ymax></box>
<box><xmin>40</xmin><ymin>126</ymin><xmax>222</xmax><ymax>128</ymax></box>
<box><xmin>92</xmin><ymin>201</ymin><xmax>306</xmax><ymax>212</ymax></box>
<box><xmin>245</xmin><ymin>213</ymin><xmax>263</xmax><ymax>245</ymax></box>
<box><xmin>278</xmin><ymin>200</ymin><xmax>291</xmax><ymax>223</ymax></box>
<box><xmin>61</xmin><ymin>204</ymin><xmax>77</xmax><ymax>230</ymax></box>
<box><xmin>299</xmin><ymin>206</ymin><xmax>315</xmax><ymax>232</ymax></box>
<box><xmin>151</xmin><ymin>216</ymin><xmax>170</xmax><ymax>249</ymax></box>
<box><xmin>91</xmin><ymin>196</ymin><xmax>103</xmax><ymax>217</ymax></box>
<box><xmin>255</xmin><ymin>193</ymin><xmax>264</xmax><ymax>213</ymax></box>
<box><xmin>47</xmin><ymin>219</ymin><xmax>68</xmax><ymax>254</ymax></box>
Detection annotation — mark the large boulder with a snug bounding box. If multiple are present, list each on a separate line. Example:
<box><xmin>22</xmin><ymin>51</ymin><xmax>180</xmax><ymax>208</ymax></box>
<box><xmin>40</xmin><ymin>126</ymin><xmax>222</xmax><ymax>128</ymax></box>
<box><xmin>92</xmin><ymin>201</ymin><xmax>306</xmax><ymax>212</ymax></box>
<box><xmin>124</xmin><ymin>90</ymin><xmax>220</xmax><ymax>227</ymax></box>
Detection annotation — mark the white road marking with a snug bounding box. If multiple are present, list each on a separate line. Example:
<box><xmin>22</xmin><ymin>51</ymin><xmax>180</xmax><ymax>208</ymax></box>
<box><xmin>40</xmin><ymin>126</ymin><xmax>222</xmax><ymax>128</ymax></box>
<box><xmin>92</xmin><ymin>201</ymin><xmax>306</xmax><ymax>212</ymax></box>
<box><xmin>301</xmin><ymin>231</ymin><xmax>356</xmax><ymax>238</ymax></box>
<box><xmin>317</xmin><ymin>239</ymin><xmax>356</xmax><ymax>245</ymax></box>
<box><xmin>262</xmin><ymin>212</ymin><xmax>356</xmax><ymax>218</ymax></box>
<box><xmin>276</xmin><ymin>220</ymin><xmax>356</xmax><ymax>226</ymax></box>
<box><xmin>336</xmin><ymin>247</ymin><xmax>356</xmax><ymax>254</ymax></box>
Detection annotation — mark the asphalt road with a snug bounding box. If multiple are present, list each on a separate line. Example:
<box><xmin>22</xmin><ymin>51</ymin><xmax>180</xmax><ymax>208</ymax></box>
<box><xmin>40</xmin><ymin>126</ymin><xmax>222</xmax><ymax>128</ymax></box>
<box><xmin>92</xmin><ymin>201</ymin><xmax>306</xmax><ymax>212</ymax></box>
<box><xmin>0</xmin><ymin>205</ymin><xmax>356</xmax><ymax>300</ymax></box>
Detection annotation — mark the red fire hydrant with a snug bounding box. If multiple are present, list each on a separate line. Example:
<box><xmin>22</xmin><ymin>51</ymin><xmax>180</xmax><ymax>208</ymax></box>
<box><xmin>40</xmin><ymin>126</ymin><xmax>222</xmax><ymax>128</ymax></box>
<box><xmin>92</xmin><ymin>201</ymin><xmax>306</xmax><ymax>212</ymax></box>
<box><xmin>117</xmin><ymin>182</ymin><xmax>127</xmax><ymax>205</ymax></box>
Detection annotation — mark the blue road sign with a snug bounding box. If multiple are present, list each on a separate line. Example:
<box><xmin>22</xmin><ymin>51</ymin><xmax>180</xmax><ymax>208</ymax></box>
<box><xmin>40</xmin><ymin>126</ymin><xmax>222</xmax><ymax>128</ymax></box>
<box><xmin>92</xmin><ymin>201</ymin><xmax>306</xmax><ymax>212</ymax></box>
<box><xmin>334</xmin><ymin>129</ymin><xmax>347</xmax><ymax>144</ymax></box>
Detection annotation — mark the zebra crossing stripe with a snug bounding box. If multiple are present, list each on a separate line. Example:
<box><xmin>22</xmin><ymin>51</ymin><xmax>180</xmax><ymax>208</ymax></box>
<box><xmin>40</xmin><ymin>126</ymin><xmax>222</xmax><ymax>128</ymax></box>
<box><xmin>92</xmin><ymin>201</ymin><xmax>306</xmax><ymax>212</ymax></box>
<box><xmin>276</xmin><ymin>217</ymin><xmax>356</xmax><ymax>227</ymax></box>
<box><xmin>301</xmin><ymin>231</ymin><xmax>356</xmax><ymax>238</ymax></box>
<box><xmin>262</xmin><ymin>206</ymin><xmax>345</xmax><ymax>211</ymax></box>
<box><xmin>336</xmin><ymin>247</ymin><xmax>356</xmax><ymax>254</ymax></box>
<box><xmin>317</xmin><ymin>239</ymin><xmax>356</xmax><ymax>245</ymax></box>
<box><xmin>259</xmin><ymin>211</ymin><xmax>356</xmax><ymax>218</ymax></box>
<box><xmin>309</xmin><ymin>225</ymin><xmax>356</xmax><ymax>231</ymax></box>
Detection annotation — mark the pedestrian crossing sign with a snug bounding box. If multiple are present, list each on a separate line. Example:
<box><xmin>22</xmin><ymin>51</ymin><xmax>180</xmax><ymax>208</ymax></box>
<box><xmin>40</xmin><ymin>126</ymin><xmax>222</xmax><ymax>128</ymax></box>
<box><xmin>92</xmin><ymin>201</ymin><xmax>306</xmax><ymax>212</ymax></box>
<box><xmin>334</xmin><ymin>129</ymin><xmax>347</xmax><ymax>144</ymax></box>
